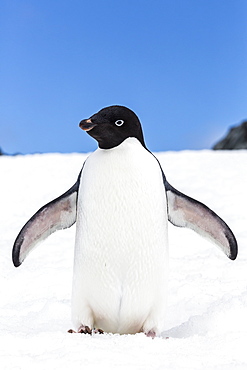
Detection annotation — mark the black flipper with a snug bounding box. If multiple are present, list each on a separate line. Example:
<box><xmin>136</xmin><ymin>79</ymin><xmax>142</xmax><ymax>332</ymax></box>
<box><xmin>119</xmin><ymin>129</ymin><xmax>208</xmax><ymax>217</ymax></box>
<box><xmin>163</xmin><ymin>176</ymin><xmax>237</xmax><ymax>260</ymax></box>
<box><xmin>12</xmin><ymin>174</ymin><xmax>81</xmax><ymax>267</ymax></box>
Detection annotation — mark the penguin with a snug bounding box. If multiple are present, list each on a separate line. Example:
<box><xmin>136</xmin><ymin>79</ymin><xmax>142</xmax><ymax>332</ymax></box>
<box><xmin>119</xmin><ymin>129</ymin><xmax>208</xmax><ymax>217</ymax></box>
<box><xmin>12</xmin><ymin>105</ymin><xmax>238</xmax><ymax>337</ymax></box>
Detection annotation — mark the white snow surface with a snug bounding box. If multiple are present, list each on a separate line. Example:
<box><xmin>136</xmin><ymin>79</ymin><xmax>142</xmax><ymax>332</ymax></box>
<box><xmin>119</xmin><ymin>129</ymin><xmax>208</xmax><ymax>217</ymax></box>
<box><xmin>0</xmin><ymin>150</ymin><xmax>246</xmax><ymax>370</ymax></box>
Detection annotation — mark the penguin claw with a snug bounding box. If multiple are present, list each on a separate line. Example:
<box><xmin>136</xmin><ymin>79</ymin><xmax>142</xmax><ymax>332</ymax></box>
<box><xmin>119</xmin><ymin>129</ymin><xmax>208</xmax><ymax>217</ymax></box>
<box><xmin>94</xmin><ymin>328</ymin><xmax>104</xmax><ymax>334</ymax></box>
<box><xmin>145</xmin><ymin>330</ymin><xmax>156</xmax><ymax>339</ymax></box>
<box><xmin>78</xmin><ymin>325</ymin><xmax>92</xmax><ymax>335</ymax></box>
<box><xmin>68</xmin><ymin>329</ymin><xmax>76</xmax><ymax>334</ymax></box>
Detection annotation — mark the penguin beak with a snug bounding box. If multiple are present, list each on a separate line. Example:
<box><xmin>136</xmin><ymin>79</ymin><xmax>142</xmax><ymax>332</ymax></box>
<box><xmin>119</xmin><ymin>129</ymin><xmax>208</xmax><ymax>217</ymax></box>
<box><xmin>79</xmin><ymin>119</ymin><xmax>97</xmax><ymax>132</ymax></box>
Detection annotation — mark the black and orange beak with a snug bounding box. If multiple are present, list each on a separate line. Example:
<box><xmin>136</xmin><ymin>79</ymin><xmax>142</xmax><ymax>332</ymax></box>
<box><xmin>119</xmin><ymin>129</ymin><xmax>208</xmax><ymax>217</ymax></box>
<box><xmin>79</xmin><ymin>119</ymin><xmax>97</xmax><ymax>131</ymax></box>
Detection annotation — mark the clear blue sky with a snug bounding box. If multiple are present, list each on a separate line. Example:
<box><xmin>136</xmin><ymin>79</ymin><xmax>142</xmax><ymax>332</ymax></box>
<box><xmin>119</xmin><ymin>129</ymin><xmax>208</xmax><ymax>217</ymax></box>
<box><xmin>1</xmin><ymin>0</ymin><xmax>247</xmax><ymax>154</ymax></box>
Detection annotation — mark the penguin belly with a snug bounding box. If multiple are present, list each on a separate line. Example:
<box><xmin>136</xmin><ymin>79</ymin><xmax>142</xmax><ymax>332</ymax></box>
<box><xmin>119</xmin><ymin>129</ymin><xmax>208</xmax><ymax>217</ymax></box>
<box><xmin>72</xmin><ymin>138</ymin><xmax>169</xmax><ymax>335</ymax></box>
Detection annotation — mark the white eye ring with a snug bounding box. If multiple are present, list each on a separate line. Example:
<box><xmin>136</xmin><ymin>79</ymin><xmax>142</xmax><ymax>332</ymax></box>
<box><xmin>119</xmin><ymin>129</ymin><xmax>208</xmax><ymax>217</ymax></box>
<box><xmin>115</xmin><ymin>119</ymin><xmax>124</xmax><ymax>126</ymax></box>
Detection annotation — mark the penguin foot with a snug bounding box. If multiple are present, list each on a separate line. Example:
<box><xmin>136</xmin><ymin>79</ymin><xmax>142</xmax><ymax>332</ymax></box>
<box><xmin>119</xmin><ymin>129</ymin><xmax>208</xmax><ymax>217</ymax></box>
<box><xmin>68</xmin><ymin>326</ymin><xmax>104</xmax><ymax>335</ymax></box>
<box><xmin>78</xmin><ymin>325</ymin><xmax>92</xmax><ymax>334</ymax></box>
<box><xmin>67</xmin><ymin>325</ymin><xmax>92</xmax><ymax>334</ymax></box>
<box><xmin>145</xmin><ymin>330</ymin><xmax>156</xmax><ymax>339</ymax></box>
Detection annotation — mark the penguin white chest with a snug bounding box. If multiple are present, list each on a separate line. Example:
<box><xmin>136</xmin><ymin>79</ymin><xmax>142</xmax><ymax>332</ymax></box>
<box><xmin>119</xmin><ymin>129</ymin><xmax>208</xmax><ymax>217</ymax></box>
<box><xmin>72</xmin><ymin>138</ymin><xmax>168</xmax><ymax>334</ymax></box>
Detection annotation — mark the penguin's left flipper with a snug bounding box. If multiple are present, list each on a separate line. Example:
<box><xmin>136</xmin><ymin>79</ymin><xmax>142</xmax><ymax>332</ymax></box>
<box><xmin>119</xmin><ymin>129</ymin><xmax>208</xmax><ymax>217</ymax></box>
<box><xmin>12</xmin><ymin>176</ymin><xmax>80</xmax><ymax>267</ymax></box>
<box><xmin>165</xmin><ymin>180</ymin><xmax>238</xmax><ymax>260</ymax></box>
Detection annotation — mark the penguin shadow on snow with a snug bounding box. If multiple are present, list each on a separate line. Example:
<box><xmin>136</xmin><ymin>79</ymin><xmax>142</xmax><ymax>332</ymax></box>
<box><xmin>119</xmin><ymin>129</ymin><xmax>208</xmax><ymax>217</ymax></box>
<box><xmin>162</xmin><ymin>289</ymin><xmax>244</xmax><ymax>339</ymax></box>
<box><xmin>163</xmin><ymin>315</ymin><xmax>210</xmax><ymax>339</ymax></box>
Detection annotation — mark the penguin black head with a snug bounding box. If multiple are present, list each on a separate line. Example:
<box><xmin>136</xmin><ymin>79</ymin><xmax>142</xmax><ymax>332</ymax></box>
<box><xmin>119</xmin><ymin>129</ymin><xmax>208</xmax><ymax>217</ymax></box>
<box><xmin>79</xmin><ymin>105</ymin><xmax>146</xmax><ymax>149</ymax></box>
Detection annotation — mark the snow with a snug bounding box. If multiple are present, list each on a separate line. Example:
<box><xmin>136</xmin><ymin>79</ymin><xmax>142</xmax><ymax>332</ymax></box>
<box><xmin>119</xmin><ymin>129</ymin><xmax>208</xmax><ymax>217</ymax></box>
<box><xmin>0</xmin><ymin>150</ymin><xmax>246</xmax><ymax>369</ymax></box>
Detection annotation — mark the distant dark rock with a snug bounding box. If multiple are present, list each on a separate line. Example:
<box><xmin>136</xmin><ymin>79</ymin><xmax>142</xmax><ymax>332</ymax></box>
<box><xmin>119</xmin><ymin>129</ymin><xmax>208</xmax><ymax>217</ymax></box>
<box><xmin>0</xmin><ymin>147</ymin><xmax>21</xmax><ymax>156</ymax></box>
<box><xmin>213</xmin><ymin>120</ymin><xmax>247</xmax><ymax>150</ymax></box>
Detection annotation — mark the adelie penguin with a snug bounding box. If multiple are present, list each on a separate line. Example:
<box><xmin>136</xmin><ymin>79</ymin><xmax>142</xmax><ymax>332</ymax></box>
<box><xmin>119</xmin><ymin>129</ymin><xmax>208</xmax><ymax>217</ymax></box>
<box><xmin>12</xmin><ymin>105</ymin><xmax>238</xmax><ymax>337</ymax></box>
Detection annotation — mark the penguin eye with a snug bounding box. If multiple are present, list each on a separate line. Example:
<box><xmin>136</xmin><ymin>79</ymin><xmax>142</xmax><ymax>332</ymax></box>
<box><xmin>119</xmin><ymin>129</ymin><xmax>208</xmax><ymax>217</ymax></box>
<box><xmin>115</xmin><ymin>120</ymin><xmax>124</xmax><ymax>127</ymax></box>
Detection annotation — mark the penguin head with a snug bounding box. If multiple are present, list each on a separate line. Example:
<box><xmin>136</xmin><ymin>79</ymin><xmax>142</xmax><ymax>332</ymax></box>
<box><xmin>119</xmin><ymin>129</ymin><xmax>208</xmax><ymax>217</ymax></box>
<box><xmin>79</xmin><ymin>105</ymin><xmax>146</xmax><ymax>149</ymax></box>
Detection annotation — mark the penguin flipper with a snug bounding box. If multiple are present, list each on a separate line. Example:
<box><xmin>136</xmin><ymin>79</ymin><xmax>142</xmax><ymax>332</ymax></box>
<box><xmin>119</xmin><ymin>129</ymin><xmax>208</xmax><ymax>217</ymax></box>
<box><xmin>165</xmin><ymin>181</ymin><xmax>238</xmax><ymax>260</ymax></box>
<box><xmin>12</xmin><ymin>179</ymin><xmax>79</xmax><ymax>267</ymax></box>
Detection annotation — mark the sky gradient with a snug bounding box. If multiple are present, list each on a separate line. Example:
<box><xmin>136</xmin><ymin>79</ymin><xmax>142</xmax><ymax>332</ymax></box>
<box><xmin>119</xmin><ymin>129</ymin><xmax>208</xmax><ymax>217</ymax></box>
<box><xmin>1</xmin><ymin>0</ymin><xmax>247</xmax><ymax>154</ymax></box>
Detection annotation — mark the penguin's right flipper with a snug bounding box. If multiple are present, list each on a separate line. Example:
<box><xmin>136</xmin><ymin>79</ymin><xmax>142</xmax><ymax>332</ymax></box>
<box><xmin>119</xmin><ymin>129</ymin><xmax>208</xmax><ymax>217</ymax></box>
<box><xmin>12</xmin><ymin>175</ymin><xmax>80</xmax><ymax>267</ymax></box>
